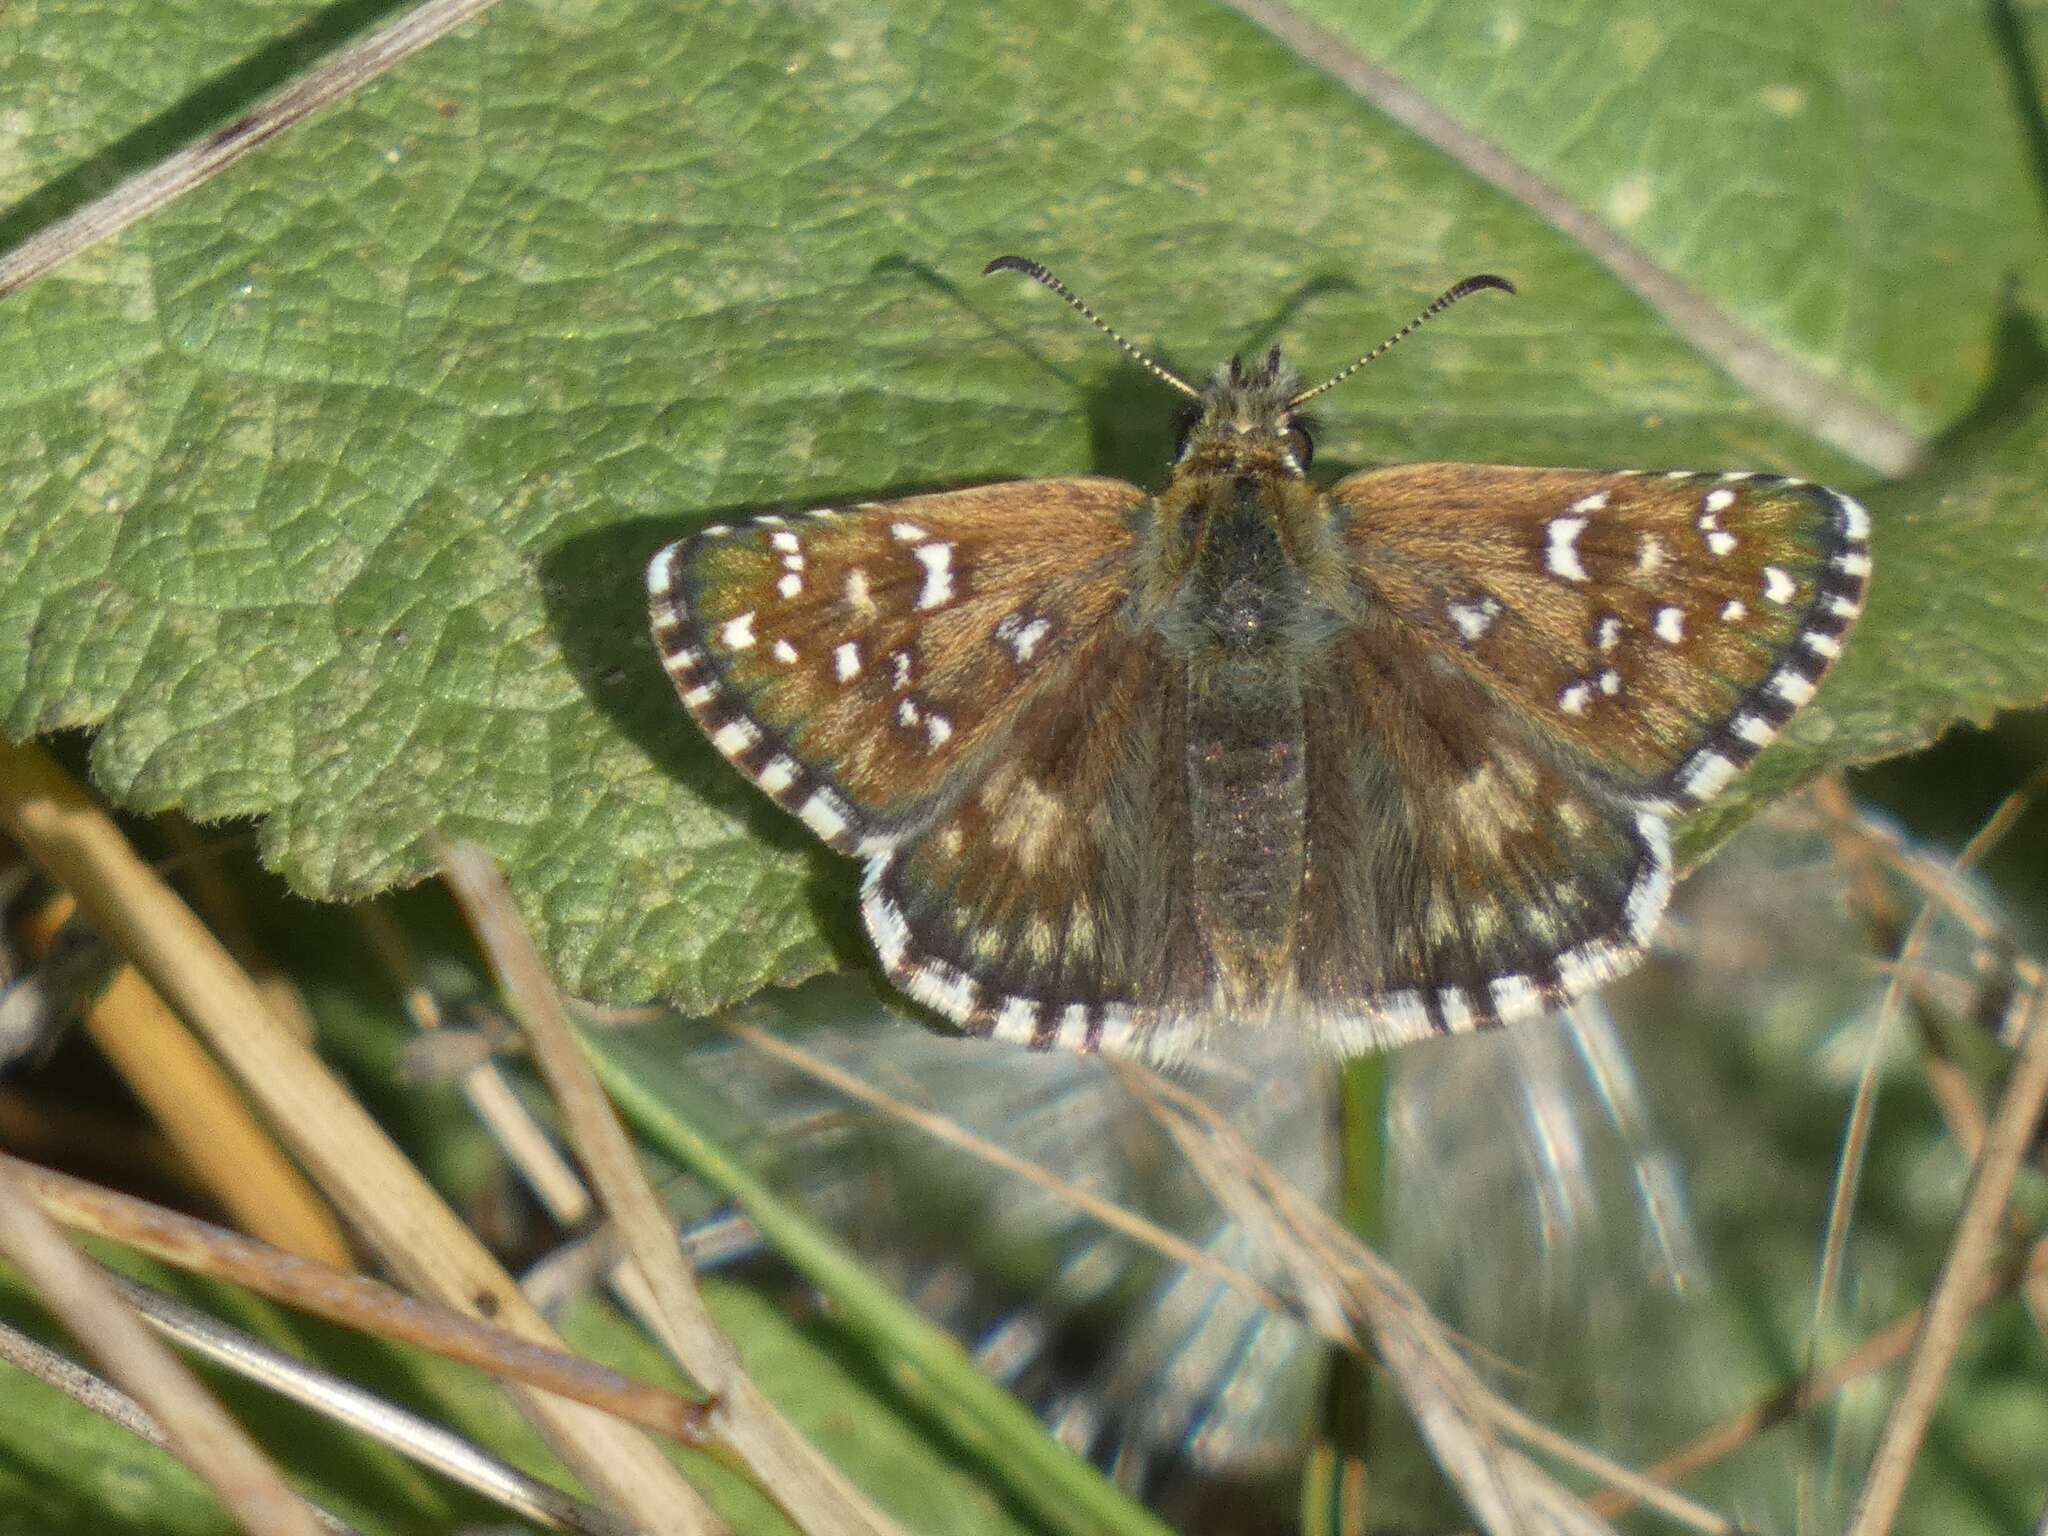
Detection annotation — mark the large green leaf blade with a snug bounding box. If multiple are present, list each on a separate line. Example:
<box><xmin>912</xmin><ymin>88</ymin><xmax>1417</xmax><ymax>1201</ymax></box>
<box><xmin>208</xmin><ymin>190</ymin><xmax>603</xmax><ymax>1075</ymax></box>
<box><xmin>0</xmin><ymin>0</ymin><xmax>2040</xmax><ymax>1018</ymax></box>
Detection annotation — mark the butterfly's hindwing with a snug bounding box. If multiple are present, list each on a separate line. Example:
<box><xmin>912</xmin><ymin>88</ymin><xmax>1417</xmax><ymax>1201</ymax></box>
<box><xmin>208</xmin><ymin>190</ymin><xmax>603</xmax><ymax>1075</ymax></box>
<box><xmin>1332</xmin><ymin>466</ymin><xmax>1869</xmax><ymax>807</ymax></box>
<box><xmin>861</xmin><ymin>627</ymin><xmax>1208</xmax><ymax>1056</ymax></box>
<box><xmin>648</xmin><ymin>478</ymin><xmax>1146</xmax><ymax>853</ymax></box>
<box><xmin>1293</xmin><ymin>622</ymin><xmax>1669</xmax><ymax>1050</ymax></box>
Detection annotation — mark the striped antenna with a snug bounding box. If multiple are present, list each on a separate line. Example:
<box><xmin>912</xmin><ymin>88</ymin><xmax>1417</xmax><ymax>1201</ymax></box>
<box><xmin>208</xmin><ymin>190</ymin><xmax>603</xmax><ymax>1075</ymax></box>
<box><xmin>1288</xmin><ymin>274</ymin><xmax>1515</xmax><ymax>409</ymax></box>
<box><xmin>984</xmin><ymin>256</ymin><xmax>1201</xmax><ymax>401</ymax></box>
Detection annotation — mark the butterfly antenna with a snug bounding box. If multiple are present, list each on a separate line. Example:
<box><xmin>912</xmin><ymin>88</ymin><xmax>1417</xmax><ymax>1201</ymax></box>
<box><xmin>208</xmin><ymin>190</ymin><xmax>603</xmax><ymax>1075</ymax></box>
<box><xmin>1288</xmin><ymin>273</ymin><xmax>1515</xmax><ymax>409</ymax></box>
<box><xmin>985</xmin><ymin>256</ymin><xmax>1202</xmax><ymax>401</ymax></box>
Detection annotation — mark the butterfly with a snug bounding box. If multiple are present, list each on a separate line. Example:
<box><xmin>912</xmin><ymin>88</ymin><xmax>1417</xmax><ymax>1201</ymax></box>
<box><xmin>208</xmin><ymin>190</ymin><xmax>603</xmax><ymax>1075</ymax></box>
<box><xmin>646</xmin><ymin>258</ymin><xmax>1869</xmax><ymax>1062</ymax></box>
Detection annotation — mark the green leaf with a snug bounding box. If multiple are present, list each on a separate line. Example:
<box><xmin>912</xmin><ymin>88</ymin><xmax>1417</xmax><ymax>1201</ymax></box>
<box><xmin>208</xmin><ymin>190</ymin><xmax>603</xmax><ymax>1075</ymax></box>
<box><xmin>1</xmin><ymin>0</ymin><xmax>2043</xmax><ymax>1019</ymax></box>
<box><xmin>1268</xmin><ymin>0</ymin><xmax>2047</xmax><ymax>436</ymax></box>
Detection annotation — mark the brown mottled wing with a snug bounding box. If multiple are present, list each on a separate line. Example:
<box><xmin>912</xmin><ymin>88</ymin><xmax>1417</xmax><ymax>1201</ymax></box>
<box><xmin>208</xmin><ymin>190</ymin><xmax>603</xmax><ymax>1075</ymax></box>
<box><xmin>1290</xmin><ymin>463</ymin><xmax>1869</xmax><ymax>1048</ymax></box>
<box><xmin>1293</xmin><ymin>616</ymin><xmax>1670</xmax><ymax>1049</ymax></box>
<box><xmin>1328</xmin><ymin>466</ymin><xmax>1869</xmax><ymax>808</ymax></box>
<box><xmin>647</xmin><ymin>478</ymin><xmax>1145</xmax><ymax>852</ymax></box>
<box><xmin>860</xmin><ymin>623</ymin><xmax>1209</xmax><ymax>1055</ymax></box>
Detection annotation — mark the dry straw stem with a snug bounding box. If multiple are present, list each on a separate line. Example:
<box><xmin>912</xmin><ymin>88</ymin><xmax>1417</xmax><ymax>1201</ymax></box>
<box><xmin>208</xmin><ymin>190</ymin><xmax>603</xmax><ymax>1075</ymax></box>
<box><xmin>1801</xmin><ymin>787</ymin><xmax>2048</xmax><ymax>1002</ymax></box>
<box><xmin>165</xmin><ymin>819</ymin><xmax>322</xmax><ymax>1045</ymax></box>
<box><xmin>0</xmin><ymin>0</ymin><xmax>503</xmax><ymax>300</ymax></box>
<box><xmin>729</xmin><ymin>1013</ymin><xmax>1727</xmax><ymax>1534</ymax></box>
<box><xmin>1811</xmin><ymin>778</ymin><xmax>1991</xmax><ymax>1159</ymax></box>
<box><xmin>1811</xmin><ymin>767</ymin><xmax>2048</xmax><ymax>1374</ymax></box>
<box><xmin>6</xmin><ymin>1153</ymin><xmax>709</xmax><ymax>1444</ymax></box>
<box><xmin>358</xmin><ymin>904</ymin><xmax>596</xmax><ymax>1226</ymax></box>
<box><xmin>0</xmin><ymin>740</ymin><xmax>720</xmax><ymax>1536</ymax></box>
<box><xmin>723</xmin><ymin>1017</ymin><xmax>1296</xmax><ymax>1321</ymax></box>
<box><xmin>441</xmin><ymin>843</ymin><xmax>909</xmax><ymax>1536</ymax></box>
<box><xmin>1114</xmin><ymin>1063</ymin><xmax>1739</xmax><ymax>1536</ymax></box>
<box><xmin>0</xmin><ymin>1152</ymin><xmax>326</xmax><ymax>1536</ymax></box>
<box><xmin>1589</xmin><ymin>1240</ymin><xmax>2042</xmax><ymax>1520</ymax></box>
<box><xmin>16</xmin><ymin>897</ymin><xmax>351</xmax><ymax>1265</ymax></box>
<box><xmin>1846</xmin><ymin>986</ymin><xmax>2048</xmax><ymax>1536</ymax></box>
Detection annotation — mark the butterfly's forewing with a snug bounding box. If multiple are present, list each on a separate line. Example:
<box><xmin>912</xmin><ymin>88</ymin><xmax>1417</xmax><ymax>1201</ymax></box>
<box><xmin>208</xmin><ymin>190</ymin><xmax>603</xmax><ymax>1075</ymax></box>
<box><xmin>1293</xmin><ymin>618</ymin><xmax>1670</xmax><ymax>1049</ymax></box>
<box><xmin>647</xmin><ymin>478</ymin><xmax>1145</xmax><ymax>853</ymax></box>
<box><xmin>1331</xmin><ymin>466</ymin><xmax>1869</xmax><ymax>807</ymax></box>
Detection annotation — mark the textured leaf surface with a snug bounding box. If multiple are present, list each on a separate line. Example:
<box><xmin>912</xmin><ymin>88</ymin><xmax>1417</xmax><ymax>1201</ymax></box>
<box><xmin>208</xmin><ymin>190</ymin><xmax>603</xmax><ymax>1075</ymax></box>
<box><xmin>1275</xmin><ymin>0</ymin><xmax>2048</xmax><ymax>435</ymax></box>
<box><xmin>1</xmin><ymin>0</ymin><xmax>2044</xmax><ymax>1017</ymax></box>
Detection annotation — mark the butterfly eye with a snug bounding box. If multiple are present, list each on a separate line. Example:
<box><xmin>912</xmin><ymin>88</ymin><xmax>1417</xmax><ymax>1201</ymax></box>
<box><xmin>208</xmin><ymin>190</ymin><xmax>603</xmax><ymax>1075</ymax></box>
<box><xmin>1285</xmin><ymin>421</ymin><xmax>1314</xmax><ymax>471</ymax></box>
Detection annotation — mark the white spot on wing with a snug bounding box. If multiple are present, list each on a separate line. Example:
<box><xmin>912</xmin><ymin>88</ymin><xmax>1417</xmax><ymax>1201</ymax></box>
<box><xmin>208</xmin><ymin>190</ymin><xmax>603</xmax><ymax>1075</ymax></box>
<box><xmin>1653</xmin><ymin>606</ymin><xmax>1685</xmax><ymax>644</ymax></box>
<box><xmin>891</xmin><ymin>522</ymin><xmax>927</xmax><ymax>543</ymax></box>
<box><xmin>1704</xmin><ymin>487</ymin><xmax>1736</xmax><ymax>513</ymax></box>
<box><xmin>719</xmin><ymin>611</ymin><xmax>756</xmax><ymax>650</ymax></box>
<box><xmin>1770</xmin><ymin>670</ymin><xmax>1816</xmax><ymax>706</ymax></box>
<box><xmin>1838</xmin><ymin>493</ymin><xmax>1871</xmax><ymax>541</ymax></box>
<box><xmin>1624</xmin><ymin>811</ymin><xmax>1674</xmax><ymax>938</ymax></box>
<box><xmin>904</xmin><ymin>960</ymin><xmax>977</xmax><ymax>1022</ymax></box>
<box><xmin>1559</xmin><ymin>680</ymin><xmax>1592</xmax><ymax>716</ymax></box>
<box><xmin>993</xmin><ymin>997</ymin><xmax>1039</xmax><ymax>1043</ymax></box>
<box><xmin>1721</xmin><ymin>599</ymin><xmax>1747</xmax><ymax>622</ymax></box>
<box><xmin>1762</xmin><ymin>566</ymin><xmax>1796</xmax><ymax>604</ymax></box>
<box><xmin>1381</xmin><ymin>991</ymin><xmax>1430</xmax><ymax>1042</ymax></box>
<box><xmin>914</xmin><ymin>542</ymin><xmax>955</xmax><ymax>609</ymax></box>
<box><xmin>799</xmin><ymin>790</ymin><xmax>850</xmax><ymax>844</ymax></box>
<box><xmin>995</xmin><ymin>613</ymin><xmax>1054</xmax><ymax>664</ymax></box>
<box><xmin>1598</xmin><ymin>668</ymin><xmax>1622</xmax><ymax>695</ymax></box>
<box><xmin>770</xmin><ymin>530</ymin><xmax>801</xmax><ymax>553</ymax></box>
<box><xmin>772</xmin><ymin>638</ymin><xmax>798</xmax><ymax>664</ymax></box>
<box><xmin>1636</xmin><ymin>534</ymin><xmax>1666</xmax><ymax>575</ymax></box>
<box><xmin>777</xmin><ymin>571</ymin><xmax>803</xmax><ymax>599</ymax></box>
<box><xmin>711</xmin><ymin>718</ymin><xmax>759</xmax><ymax>756</ymax></box>
<box><xmin>1556</xmin><ymin>937</ymin><xmax>1634</xmax><ymax>998</ymax></box>
<box><xmin>861</xmin><ymin>866</ymin><xmax>909</xmax><ymax>969</ymax></box>
<box><xmin>1706</xmin><ymin>530</ymin><xmax>1737</xmax><ymax>557</ymax></box>
<box><xmin>1448</xmin><ymin>596</ymin><xmax>1503</xmax><ymax>641</ymax></box>
<box><xmin>1545</xmin><ymin>516</ymin><xmax>1589</xmax><ymax>581</ymax></box>
<box><xmin>1595</xmin><ymin>615</ymin><xmax>1623</xmax><ymax>652</ymax></box>
<box><xmin>758</xmin><ymin>756</ymin><xmax>798</xmax><ymax>794</ymax></box>
<box><xmin>1679</xmin><ymin>751</ymin><xmax>1738</xmax><ymax>801</ymax></box>
<box><xmin>1570</xmin><ymin>491</ymin><xmax>1609</xmax><ymax>514</ymax></box>
<box><xmin>1438</xmin><ymin>989</ymin><xmax>1474</xmax><ymax>1032</ymax></box>
<box><xmin>926</xmin><ymin>713</ymin><xmax>953</xmax><ymax>748</ymax></box>
<box><xmin>1490</xmin><ymin>974</ymin><xmax>1546</xmax><ymax>1023</ymax></box>
<box><xmin>833</xmin><ymin>641</ymin><xmax>861</xmax><ymax>682</ymax></box>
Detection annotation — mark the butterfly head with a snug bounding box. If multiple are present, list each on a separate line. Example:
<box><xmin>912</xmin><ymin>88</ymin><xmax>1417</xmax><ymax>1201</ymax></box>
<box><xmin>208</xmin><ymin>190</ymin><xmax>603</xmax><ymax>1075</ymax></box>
<box><xmin>1172</xmin><ymin>348</ymin><xmax>1316</xmax><ymax>478</ymax></box>
<box><xmin>984</xmin><ymin>257</ymin><xmax>1513</xmax><ymax>489</ymax></box>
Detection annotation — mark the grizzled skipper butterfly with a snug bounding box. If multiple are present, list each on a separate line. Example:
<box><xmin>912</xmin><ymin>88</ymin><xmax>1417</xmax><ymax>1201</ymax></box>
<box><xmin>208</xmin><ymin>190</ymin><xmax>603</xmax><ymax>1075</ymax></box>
<box><xmin>646</xmin><ymin>259</ymin><xmax>1869</xmax><ymax>1061</ymax></box>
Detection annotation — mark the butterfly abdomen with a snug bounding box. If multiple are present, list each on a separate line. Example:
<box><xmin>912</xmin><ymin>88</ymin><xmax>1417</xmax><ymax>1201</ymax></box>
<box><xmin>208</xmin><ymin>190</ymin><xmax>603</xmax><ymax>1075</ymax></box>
<box><xmin>1186</xmin><ymin>663</ymin><xmax>1307</xmax><ymax>1016</ymax></box>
